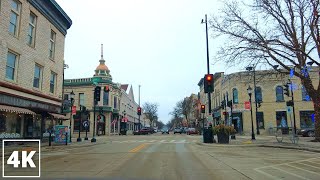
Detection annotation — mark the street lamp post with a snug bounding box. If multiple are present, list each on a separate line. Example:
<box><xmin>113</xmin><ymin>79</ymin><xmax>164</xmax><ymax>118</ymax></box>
<box><xmin>69</xmin><ymin>90</ymin><xmax>75</xmax><ymax>142</ymax></box>
<box><xmin>77</xmin><ymin>105</ymin><xmax>83</xmax><ymax>142</ymax></box>
<box><xmin>91</xmin><ymin>99</ymin><xmax>97</xmax><ymax>142</ymax></box>
<box><xmin>246</xmin><ymin>66</ymin><xmax>260</xmax><ymax>135</ymax></box>
<box><xmin>247</xmin><ymin>86</ymin><xmax>256</xmax><ymax>140</ymax></box>
<box><xmin>138</xmin><ymin>85</ymin><xmax>141</xmax><ymax>130</ymax></box>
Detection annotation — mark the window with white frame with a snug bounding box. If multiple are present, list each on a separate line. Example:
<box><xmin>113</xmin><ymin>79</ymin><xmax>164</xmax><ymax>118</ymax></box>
<box><xmin>79</xmin><ymin>93</ymin><xmax>85</xmax><ymax>106</ymax></box>
<box><xmin>49</xmin><ymin>30</ymin><xmax>56</xmax><ymax>59</ymax></box>
<box><xmin>33</xmin><ymin>64</ymin><xmax>42</xmax><ymax>88</ymax></box>
<box><xmin>6</xmin><ymin>51</ymin><xmax>18</xmax><ymax>80</ymax></box>
<box><xmin>27</xmin><ymin>12</ymin><xmax>37</xmax><ymax>46</ymax></box>
<box><xmin>50</xmin><ymin>72</ymin><xmax>56</xmax><ymax>93</ymax></box>
<box><xmin>9</xmin><ymin>0</ymin><xmax>21</xmax><ymax>36</ymax></box>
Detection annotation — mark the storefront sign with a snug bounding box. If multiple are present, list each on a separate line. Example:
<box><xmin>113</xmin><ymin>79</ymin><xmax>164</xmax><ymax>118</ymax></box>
<box><xmin>244</xmin><ymin>101</ymin><xmax>251</xmax><ymax>110</ymax></box>
<box><xmin>72</xmin><ymin>106</ymin><xmax>76</xmax><ymax>115</ymax></box>
<box><xmin>54</xmin><ymin>125</ymin><xmax>70</xmax><ymax>144</ymax></box>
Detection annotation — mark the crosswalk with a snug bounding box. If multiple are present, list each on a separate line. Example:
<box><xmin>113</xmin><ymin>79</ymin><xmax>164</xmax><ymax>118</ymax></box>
<box><xmin>110</xmin><ymin>139</ymin><xmax>197</xmax><ymax>144</ymax></box>
<box><xmin>254</xmin><ymin>157</ymin><xmax>320</xmax><ymax>179</ymax></box>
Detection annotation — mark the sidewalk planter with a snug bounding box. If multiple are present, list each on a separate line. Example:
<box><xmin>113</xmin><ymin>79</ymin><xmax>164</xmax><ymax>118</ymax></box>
<box><xmin>213</xmin><ymin>124</ymin><xmax>236</xmax><ymax>144</ymax></box>
<box><xmin>217</xmin><ymin>132</ymin><xmax>230</xmax><ymax>144</ymax></box>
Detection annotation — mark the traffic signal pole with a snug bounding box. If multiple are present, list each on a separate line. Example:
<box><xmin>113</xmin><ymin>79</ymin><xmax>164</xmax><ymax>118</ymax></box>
<box><xmin>289</xmin><ymin>80</ymin><xmax>297</xmax><ymax>135</ymax></box>
<box><xmin>138</xmin><ymin>85</ymin><xmax>141</xmax><ymax>130</ymax></box>
<box><xmin>253</xmin><ymin>68</ymin><xmax>260</xmax><ymax>135</ymax></box>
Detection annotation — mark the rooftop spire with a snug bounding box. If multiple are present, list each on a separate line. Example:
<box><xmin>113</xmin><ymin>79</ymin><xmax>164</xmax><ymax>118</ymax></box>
<box><xmin>101</xmin><ymin>44</ymin><xmax>104</xmax><ymax>59</ymax></box>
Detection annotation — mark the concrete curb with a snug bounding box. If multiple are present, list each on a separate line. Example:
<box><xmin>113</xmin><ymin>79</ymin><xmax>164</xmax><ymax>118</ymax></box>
<box><xmin>257</xmin><ymin>144</ymin><xmax>320</xmax><ymax>153</ymax></box>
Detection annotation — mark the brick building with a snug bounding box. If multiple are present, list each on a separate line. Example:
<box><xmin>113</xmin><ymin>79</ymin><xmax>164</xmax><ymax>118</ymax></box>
<box><xmin>206</xmin><ymin>68</ymin><xmax>317</xmax><ymax>135</ymax></box>
<box><xmin>0</xmin><ymin>0</ymin><xmax>72</xmax><ymax>139</ymax></box>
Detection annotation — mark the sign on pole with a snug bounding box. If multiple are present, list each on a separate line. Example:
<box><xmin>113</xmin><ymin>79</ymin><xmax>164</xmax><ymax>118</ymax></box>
<box><xmin>72</xmin><ymin>106</ymin><xmax>76</xmax><ymax>115</ymax></box>
<box><xmin>244</xmin><ymin>101</ymin><xmax>251</xmax><ymax>110</ymax></box>
<box><xmin>287</xmin><ymin>106</ymin><xmax>292</xmax><ymax>114</ymax></box>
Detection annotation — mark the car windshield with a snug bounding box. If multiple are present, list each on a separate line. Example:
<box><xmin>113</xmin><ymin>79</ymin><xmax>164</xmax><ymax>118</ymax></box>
<box><xmin>6</xmin><ymin>0</ymin><xmax>319</xmax><ymax>179</ymax></box>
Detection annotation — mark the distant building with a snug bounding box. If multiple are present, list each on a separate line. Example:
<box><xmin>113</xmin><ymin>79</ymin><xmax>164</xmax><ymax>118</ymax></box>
<box><xmin>0</xmin><ymin>0</ymin><xmax>72</xmax><ymax>139</ymax></box>
<box><xmin>63</xmin><ymin>45</ymin><xmax>121</xmax><ymax>137</ymax></box>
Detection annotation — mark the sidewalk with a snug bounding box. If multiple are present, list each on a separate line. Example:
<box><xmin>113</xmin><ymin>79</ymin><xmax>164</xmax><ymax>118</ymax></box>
<box><xmin>197</xmin><ymin>135</ymin><xmax>320</xmax><ymax>153</ymax></box>
<box><xmin>1</xmin><ymin>136</ymin><xmax>107</xmax><ymax>157</ymax></box>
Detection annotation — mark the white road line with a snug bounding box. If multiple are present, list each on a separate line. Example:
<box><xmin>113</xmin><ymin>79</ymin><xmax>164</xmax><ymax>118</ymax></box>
<box><xmin>149</xmin><ymin>140</ymin><xmax>156</xmax><ymax>142</ymax></box>
<box><xmin>192</xmin><ymin>140</ymin><xmax>197</xmax><ymax>142</ymax></box>
<box><xmin>179</xmin><ymin>140</ymin><xmax>186</xmax><ymax>143</ymax></box>
<box><xmin>296</xmin><ymin>162</ymin><xmax>320</xmax><ymax>169</ymax></box>
<box><xmin>254</xmin><ymin>168</ymin><xmax>280</xmax><ymax>180</ymax></box>
<box><xmin>285</xmin><ymin>164</ymin><xmax>320</xmax><ymax>175</ymax></box>
<box><xmin>271</xmin><ymin>166</ymin><xmax>310</xmax><ymax>180</ymax></box>
<box><xmin>170</xmin><ymin>140</ymin><xmax>175</xmax><ymax>143</ymax></box>
<box><xmin>138</xmin><ymin>140</ymin><xmax>146</xmax><ymax>142</ymax></box>
<box><xmin>159</xmin><ymin>140</ymin><xmax>166</xmax><ymax>143</ymax></box>
<box><xmin>256</xmin><ymin>157</ymin><xmax>320</xmax><ymax>170</ymax></box>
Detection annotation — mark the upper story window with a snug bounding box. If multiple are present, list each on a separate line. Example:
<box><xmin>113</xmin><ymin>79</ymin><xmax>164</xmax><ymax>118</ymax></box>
<box><xmin>6</xmin><ymin>51</ymin><xmax>18</xmax><ymax>81</ymax></box>
<box><xmin>103</xmin><ymin>91</ymin><xmax>109</xmax><ymax>106</ymax></box>
<box><xmin>232</xmin><ymin>88</ymin><xmax>239</xmax><ymax>104</ymax></box>
<box><xmin>49</xmin><ymin>30</ymin><xmax>56</xmax><ymax>59</ymax></box>
<box><xmin>79</xmin><ymin>93</ymin><xmax>85</xmax><ymax>106</ymax></box>
<box><xmin>114</xmin><ymin>96</ymin><xmax>117</xmax><ymax>109</ymax></box>
<box><xmin>255</xmin><ymin>87</ymin><xmax>263</xmax><ymax>102</ymax></box>
<box><xmin>276</xmin><ymin>86</ymin><xmax>284</xmax><ymax>102</ymax></box>
<box><xmin>301</xmin><ymin>86</ymin><xmax>311</xmax><ymax>101</ymax></box>
<box><xmin>33</xmin><ymin>64</ymin><xmax>42</xmax><ymax>89</ymax></box>
<box><xmin>9</xmin><ymin>0</ymin><xmax>21</xmax><ymax>36</ymax></box>
<box><xmin>27</xmin><ymin>12</ymin><xmax>37</xmax><ymax>46</ymax></box>
<box><xmin>50</xmin><ymin>72</ymin><xmax>56</xmax><ymax>93</ymax></box>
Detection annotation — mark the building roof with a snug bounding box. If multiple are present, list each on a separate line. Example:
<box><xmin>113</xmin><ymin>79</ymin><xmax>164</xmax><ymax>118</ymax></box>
<box><xmin>121</xmin><ymin>84</ymin><xmax>129</xmax><ymax>91</ymax></box>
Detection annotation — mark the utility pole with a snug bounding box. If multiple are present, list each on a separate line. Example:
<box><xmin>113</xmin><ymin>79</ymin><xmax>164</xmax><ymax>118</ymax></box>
<box><xmin>138</xmin><ymin>85</ymin><xmax>141</xmax><ymax>130</ymax></box>
<box><xmin>253</xmin><ymin>68</ymin><xmax>260</xmax><ymax>135</ymax></box>
<box><xmin>289</xmin><ymin>79</ymin><xmax>297</xmax><ymax>135</ymax></box>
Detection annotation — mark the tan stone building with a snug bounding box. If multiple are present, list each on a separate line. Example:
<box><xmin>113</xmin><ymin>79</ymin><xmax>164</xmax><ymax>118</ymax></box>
<box><xmin>0</xmin><ymin>0</ymin><xmax>72</xmax><ymax>139</ymax></box>
<box><xmin>212</xmin><ymin>68</ymin><xmax>317</xmax><ymax>135</ymax></box>
<box><xmin>63</xmin><ymin>46</ymin><xmax>122</xmax><ymax>138</ymax></box>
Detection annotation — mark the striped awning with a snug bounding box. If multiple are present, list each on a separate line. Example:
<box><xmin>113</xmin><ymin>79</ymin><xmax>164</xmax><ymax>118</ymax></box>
<box><xmin>48</xmin><ymin>113</ymin><xmax>69</xmax><ymax>120</ymax></box>
<box><xmin>0</xmin><ymin>105</ymin><xmax>35</xmax><ymax>115</ymax></box>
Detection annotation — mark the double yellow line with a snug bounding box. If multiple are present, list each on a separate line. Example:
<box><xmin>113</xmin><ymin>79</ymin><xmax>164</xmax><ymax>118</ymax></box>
<box><xmin>129</xmin><ymin>143</ymin><xmax>147</xmax><ymax>153</ymax></box>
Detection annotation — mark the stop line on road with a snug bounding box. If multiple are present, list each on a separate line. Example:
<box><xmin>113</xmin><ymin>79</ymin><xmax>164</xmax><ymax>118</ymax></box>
<box><xmin>111</xmin><ymin>139</ymin><xmax>197</xmax><ymax>144</ymax></box>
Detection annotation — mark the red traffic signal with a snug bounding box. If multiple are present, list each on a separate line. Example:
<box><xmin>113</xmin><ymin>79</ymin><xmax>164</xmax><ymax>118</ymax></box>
<box><xmin>204</xmin><ymin>74</ymin><xmax>214</xmax><ymax>93</ymax></box>
<box><xmin>201</xmin><ymin>105</ymin><xmax>205</xmax><ymax>113</ymax></box>
<box><xmin>137</xmin><ymin>107</ymin><xmax>142</xmax><ymax>115</ymax></box>
<box><xmin>104</xmin><ymin>85</ymin><xmax>110</xmax><ymax>92</ymax></box>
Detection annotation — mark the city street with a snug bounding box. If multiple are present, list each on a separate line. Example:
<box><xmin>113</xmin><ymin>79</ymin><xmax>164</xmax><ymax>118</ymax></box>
<box><xmin>2</xmin><ymin>133</ymin><xmax>320</xmax><ymax>179</ymax></box>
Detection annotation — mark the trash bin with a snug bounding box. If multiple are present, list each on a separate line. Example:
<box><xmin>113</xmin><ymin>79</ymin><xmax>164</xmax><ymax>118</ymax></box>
<box><xmin>203</xmin><ymin>128</ymin><xmax>213</xmax><ymax>143</ymax></box>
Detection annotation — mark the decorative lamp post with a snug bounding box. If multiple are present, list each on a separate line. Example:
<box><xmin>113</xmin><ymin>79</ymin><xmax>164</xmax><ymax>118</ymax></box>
<box><xmin>69</xmin><ymin>90</ymin><xmax>75</xmax><ymax>142</ymax></box>
<box><xmin>247</xmin><ymin>86</ymin><xmax>256</xmax><ymax>140</ymax></box>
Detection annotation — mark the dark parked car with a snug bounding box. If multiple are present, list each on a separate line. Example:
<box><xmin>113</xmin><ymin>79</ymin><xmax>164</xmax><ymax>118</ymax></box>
<box><xmin>161</xmin><ymin>127</ymin><xmax>169</xmax><ymax>134</ymax></box>
<box><xmin>133</xmin><ymin>128</ymin><xmax>153</xmax><ymax>135</ymax></box>
<box><xmin>298</xmin><ymin>128</ymin><xmax>315</xmax><ymax>137</ymax></box>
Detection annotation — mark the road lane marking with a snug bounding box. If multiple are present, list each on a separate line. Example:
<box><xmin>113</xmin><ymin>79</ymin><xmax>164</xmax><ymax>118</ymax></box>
<box><xmin>271</xmin><ymin>166</ymin><xmax>310</xmax><ymax>180</ymax></box>
<box><xmin>254</xmin><ymin>168</ymin><xmax>279</xmax><ymax>180</ymax></box>
<box><xmin>170</xmin><ymin>140</ymin><xmax>175</xmax><ymax>143</ymax></box>
<box><xmin>296</xmin><ymin>162</ymin><xmax>320</xmax><ymax>169</ymax></box>
<box><xmin>285</xmin><ymin>164</ymin><xmax>320</xmax><ymax>175</ymax></box>
<box><xmin>159</xmin><ymin>140</ymin><xmax>166</xmax><ymax>143</ymax></box>
<box><xmin>129</xmin><ymin>144</ymin><xmax>148</xmax><ymax>153</ymax></box>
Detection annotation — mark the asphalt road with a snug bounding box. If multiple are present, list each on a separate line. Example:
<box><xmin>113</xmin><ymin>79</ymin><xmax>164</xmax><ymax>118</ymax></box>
<box><xmin>2</xmin><ymin>133</ymin><xmax>320</xmax><ymax>180</ymax></box>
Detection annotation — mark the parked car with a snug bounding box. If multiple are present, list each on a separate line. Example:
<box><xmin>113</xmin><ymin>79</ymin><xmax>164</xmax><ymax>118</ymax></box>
<box><xmin>173</xmin><ymin>128</ymin><xmax>182</xmax><ymax>134</ymax></box>
<box><xmin>187</xmin><ymin>128</ymin><xmax>198</xmax><ymax>135</ymax></box>
<box><xmin>181</xmin><ymin>127</ymin><xmax>188</xmax><ymax>133</ymax></box>
<box><xmin>298</xmin><ymin>128</ymin><xmax>315</xmax><ymax>137</ymax></box>
<box><xmin>133</xmin><ymin>128</ymin><xmax>153</xmax><ymax>135</ymax></box>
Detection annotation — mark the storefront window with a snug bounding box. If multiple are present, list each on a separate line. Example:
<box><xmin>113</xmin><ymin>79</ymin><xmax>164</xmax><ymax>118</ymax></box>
<box><xmin>256</xmin><ymin>112</ymin><xmax>264</xmax><ymax>129</ymax></box>
<box><xmin>73</xmin><ymin>112</ymin><xmax>89</xmax><ymax>132</ymax></box>
<box><xmin>300</xmin><ymin>111</ymin><xmax>314</xmax><ymax>128</ymax></box>
<box><xmin>276</xmin><ymin>111</ymin><xmax>287</xmax><ymax>127</ymax></box>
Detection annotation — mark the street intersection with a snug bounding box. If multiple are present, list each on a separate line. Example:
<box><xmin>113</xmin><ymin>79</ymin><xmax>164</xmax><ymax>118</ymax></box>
<box><xmin>1</xmin><ymin>134</ymin><xmax>320</xmax><ymax>179</ymax></box>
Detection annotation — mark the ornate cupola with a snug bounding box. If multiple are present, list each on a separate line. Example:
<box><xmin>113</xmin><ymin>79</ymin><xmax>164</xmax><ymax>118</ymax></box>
<box><xmin>94</xmin><ymin>44</ymin><xmax>112</xmax><ymax>81</ymax></box>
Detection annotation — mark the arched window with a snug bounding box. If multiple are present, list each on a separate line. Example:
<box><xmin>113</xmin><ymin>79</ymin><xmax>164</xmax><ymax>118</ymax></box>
<box><xmin>255</xmin><ymin>87</ymin><xmax>262</xmax><ymax>102</ymax></box>
<box><xmin>232</xmin><ymin>88</ymin><xmax>239</xmax><ymax>104</ymax></box>
<box><xmin>276</xmin><ymin>86</ymin><xmax>284</xmax><ymax>102</ymax></box>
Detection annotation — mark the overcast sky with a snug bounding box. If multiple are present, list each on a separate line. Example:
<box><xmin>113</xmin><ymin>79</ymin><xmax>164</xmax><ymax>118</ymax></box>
<box><xmin>56</xmin><ymin>0</ymin><xmax>238</xmax><ymax>123</ymax></box>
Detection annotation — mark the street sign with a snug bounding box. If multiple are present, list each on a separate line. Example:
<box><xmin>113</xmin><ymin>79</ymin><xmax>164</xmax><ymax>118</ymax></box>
<box><xmin>72</xmin><ymin>106</ymin><xmax>76</xmax><ymax>115</ymax></box>
<box><xmin>244</xmin><ymin>101</ymin><xmax>250</xmax><ymax>110</ymax></box>
<box><xmin>286</xmin><ymin>106</ymin><xmax>292</xmax><ymax>114</ymax></box>
<box><xmin>83</xmin><ymin>120</ymin><xmax>89</xmax><ymax>129</ymax></box>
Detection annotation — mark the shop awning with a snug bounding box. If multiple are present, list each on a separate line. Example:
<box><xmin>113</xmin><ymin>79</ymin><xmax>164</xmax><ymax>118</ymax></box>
<box><xmin>48</xmin><ymin>113</ymin><xmax>69</xmax><ymax>120</ymax></box>
<box><xmin>0</xmin><ymin>105</ymin><xmax>35</xmax><ymax>115</ymax></box>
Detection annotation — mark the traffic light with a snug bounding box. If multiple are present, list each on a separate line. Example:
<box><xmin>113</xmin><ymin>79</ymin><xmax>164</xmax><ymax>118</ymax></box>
<box><xmin>204</xmin><ymin>74</ymin><xmax>214</xmax><ymax>93</ymax></box>
<box><xmin>201</xmin><ymin>105</ymin><xmax>205</xmax><ymax>113</ymax></box>
<box><xmin>94</xmin><ymin>86</ymin><xmax>101</xmax><ymax>101</ymax></box>
<box><xmin>284</xmin><ymin>84</ymin><xmax>290</xmax><ymax>97</ymax></box>
<box><xmin>137</xmin><ymin>107</ymin><xmax>142</xmax><ymax>115</ymax></box>
<box><xmin>286</xmin><ymin>100</ymin><xmax>294</xmax><ymax>106</ymax></box>
<box><xmin>104</xmin><ymin>85</ymin><xmax>110</xmax><ymax>92</ymax></box>
<box><xmin>227</xmin><ymin>100</ymin><xmax>232</xmax><ymax>107</ymax></box>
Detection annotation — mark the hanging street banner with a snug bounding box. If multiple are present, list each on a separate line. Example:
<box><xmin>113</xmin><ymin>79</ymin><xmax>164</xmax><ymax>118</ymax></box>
<box><xmin>244</xmin><ymin>101</ymin><xmax>251</xmax><ymax>110</ymax></box>
<box><xmin>72</xmin><ymin>106</ymin><xmax>76</xmax><ymax>115</ymax></box>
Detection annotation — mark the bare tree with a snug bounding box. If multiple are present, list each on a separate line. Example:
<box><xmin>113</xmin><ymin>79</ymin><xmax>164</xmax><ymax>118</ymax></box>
<box><xmin>210</xmin><ymin>0</ymin><xmax>320</xmax><ymax>140</ymax></box>
<box><xmin>142</xmin><ymin>102</ymin><xmax>159</xmax><ymax>128</ymax></box>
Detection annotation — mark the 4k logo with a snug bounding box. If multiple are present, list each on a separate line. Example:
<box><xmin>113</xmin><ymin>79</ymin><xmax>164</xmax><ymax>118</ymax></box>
<box><xmin>2</xmin><ymin>140</ymin><xmax>41</xmax><ymax>178</ymax></box>
<box><xmin>7</xmin><ymin>150</ymin><xmax>37</xmax><ymax>168</ymax></box>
